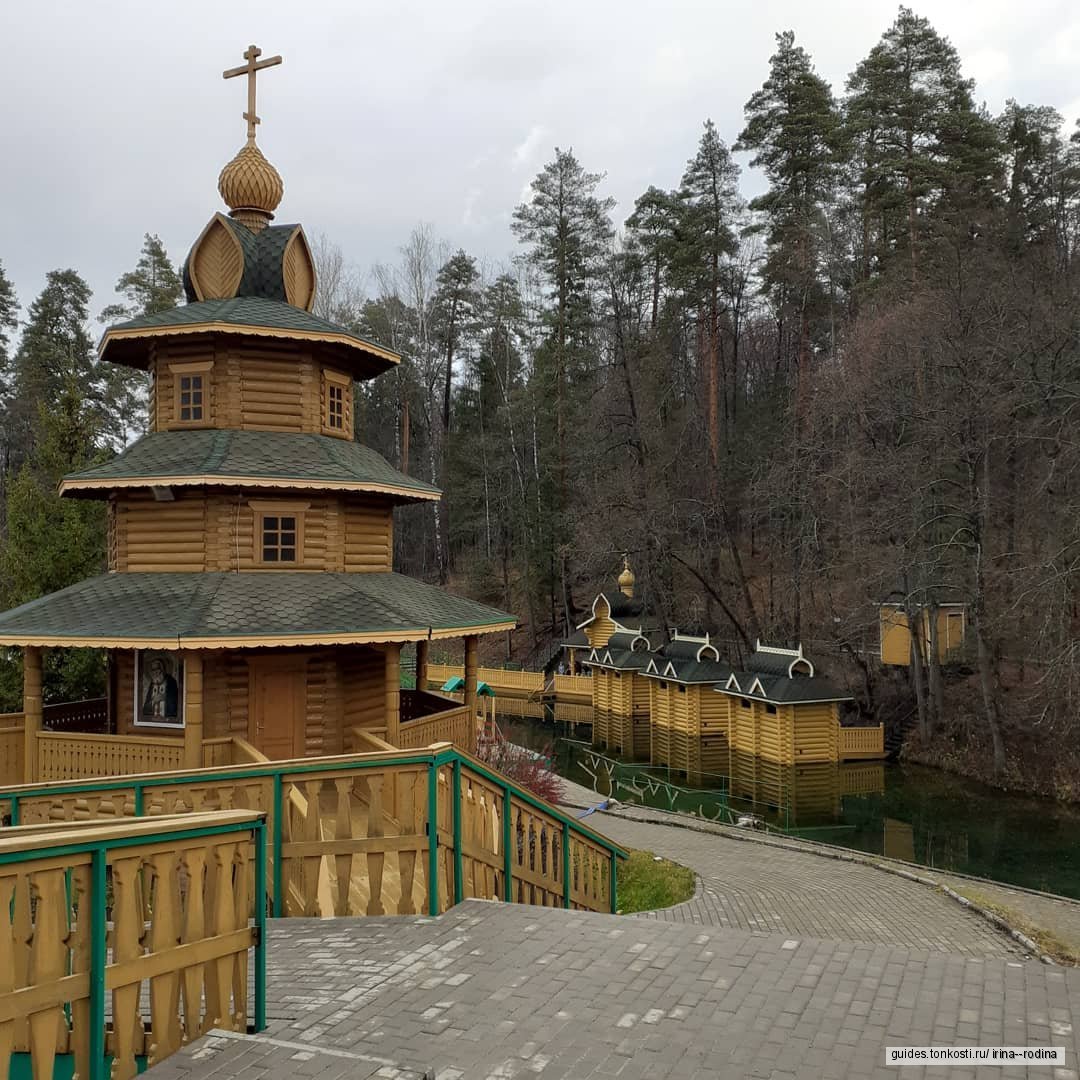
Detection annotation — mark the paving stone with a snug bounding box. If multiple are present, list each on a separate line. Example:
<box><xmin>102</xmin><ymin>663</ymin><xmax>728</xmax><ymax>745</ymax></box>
<box><xmin>155</xmin><ymin>902</ymin><xmax>1080</xmax><ymax>1080</ymax></box>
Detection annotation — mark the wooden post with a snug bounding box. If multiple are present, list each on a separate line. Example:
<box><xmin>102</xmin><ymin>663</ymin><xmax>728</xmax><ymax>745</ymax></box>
<box><xmin>23</xmin><ymin>646</ymin><xmax>42</xmax><ymax>784</ymax></box>
<box><xmin>416</xmin><ymin>640</ymin><xmax>429</xmax><ymax>692</ymax></box>
<box><xmin>569</xmin><ymin>648</ymin><xmax>576</xmax><ymax>676</ymax></box>
<box><xmin>184</xmin><ymin>652</ymin><xmax>204</xmax><ymax>769</ymax></box>
<box><xmin>464</xmin><ymin>636</ymin><xmax>479</xmax><ymax>754</ymax></box>
<box><xmin>384</xmin><ymin>644</ymin><xmax>401</xmax><ymax>746</ymax></box>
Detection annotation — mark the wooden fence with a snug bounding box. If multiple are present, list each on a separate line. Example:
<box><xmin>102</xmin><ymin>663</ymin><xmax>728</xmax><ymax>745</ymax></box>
<box><xmin>0</xmin><ymin>810</ymin><xmax>265</xmax><ymax>1080</ymax></box>
<box><xmin>839</xmin><ymin>724</ymin><xmax>885</xmax><ymax>760</ymax></box>
<box><xmin>398</xmin><ymin>703</ymin><xmax>472</xmax><ymax>750</ymax></box>
<box><xmin>427</xmin><ymin>663</ymin><xmax>546</xmax><ymax>698</ymax></box>
<box><xmin>0</xmin><ymin>744</ymin><xmax>626</xmax><ymax>921</ymax></box>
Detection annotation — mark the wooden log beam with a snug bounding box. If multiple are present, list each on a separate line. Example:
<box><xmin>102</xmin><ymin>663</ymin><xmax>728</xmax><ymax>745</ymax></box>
<box><xmin>416</xmin><ymin>640</ymin><xmax>429</xmax><ymax>692</ymax></box>
<box><xmin>184</xmin><ymin>653</ymin><xmax>204</xmax><ymax>769</ymax></box>
<box><xmin>384</xmin><ymin>644</ymin><xmax>401</xmax><ymax>747</ymax></box>
<box><xmin>22</xmin><ymin>647</ymin><xmax>42</xmax><ymax>783</ymax></box>
<box><xmin>464</xmin><ymin>636</ymin><xmax>478</xmax><ymax>754</ymax></box>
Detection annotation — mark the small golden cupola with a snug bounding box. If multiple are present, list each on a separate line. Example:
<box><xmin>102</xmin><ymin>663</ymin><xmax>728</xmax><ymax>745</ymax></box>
<box><xmin>218</xmin><ymin>45</ymin><xmax>285</xmax><ymax>232</ymax></box>
<box><xmin>618</xmin><ymin>554</ymin><xmax>636</xmax><ymax>598</ymax></box>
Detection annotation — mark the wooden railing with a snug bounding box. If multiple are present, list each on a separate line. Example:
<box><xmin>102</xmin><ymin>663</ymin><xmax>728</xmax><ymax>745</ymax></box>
<box><xmin>550</xmin><ymin>673</ymin><xmax>593</xmax><ymax>703</ymax></box>
<box><xmin>0</xmin><ymin>744</ymin><xmax>626</xmax><ymax>919</ymax></box>
<box><xmin>426</xmin><ymin>664</ymin><xmax>546</xmax><ymax>697</ymax></box>
<box><xmin>41</xmin><ymin>697</ymin><xmax>109</xmax><ymax>734</ymax></box>
<box><xmin>0</xmin><ymin>721</ymin><xmax>23</xmax><ymax>788</ymax></box>
<box><xmin>398</xmin><ymin>700</ymin><xmax>472</xmax><ymax>751</ymax></box>
<box><xmin>37</xmin><ymin>730</ymin><xmax>183</xmax><ymax>782</ymax></box>
<box><xmin>839</xmin><ymin>724</ymin><xmax>886</xmax><ymax>759</ymax></box>
<box><xmin>0</xmin><ymin>810</ymin><xmax>265</xmax><ymax>1080</ymax></box>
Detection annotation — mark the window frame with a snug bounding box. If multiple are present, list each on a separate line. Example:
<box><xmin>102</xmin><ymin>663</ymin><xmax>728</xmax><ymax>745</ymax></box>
<box><xmin>322</xmin><ymin>368</ymin><xmax>352</xmax><ymax>437</ymax></box>
<box><xmin>250</xmin><ymin>500</ymin><xmax>309</xmax><ymax>567</ymax></box>
<box><xmin>168</xmin><ymin>360</ymin><xmax>214</xmax><ymax>427</ymax></box>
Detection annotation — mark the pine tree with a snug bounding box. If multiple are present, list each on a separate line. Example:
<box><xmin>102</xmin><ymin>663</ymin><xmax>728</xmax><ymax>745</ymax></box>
<box><xmin>0</xmin><ymin>260</ymin><xmax>20</xmax><ymax>481</ymax></box>
<box><xmin>6</xmin><ymin>269</ymin><xmax>97</xmax><ymax>472</ymax></box>
<box><xmin>99</xmin><ymin>233</ymin><xmax>183</xmax><ymax>322</ymax></box>
<box><xmin>0</xmin><ymin>376</ymin><xmax>108</xmax><ymax>705</ymax></box>
<box><xmin>99</xmin><ymin>234</ymin><xmax>183</xmax><ymax>444</ymax></box>
<box><xmin>625</xmin><ymin>186</ymin><xmax>681</xmax><ymax>330</ymax></box>
<box><xmin>845</xmin><ymin>6</ymin><xmax>1001</xmax><ymax>285</ymax></box>
<box><xmin>674</xmin><ymin>120</ymin><xmax>741</xmax><ymax>468</ymax></box>
<box><xmin>737</xmin><ymin>32</ymin><xmax>843</xmax><ymax>375</ymax></box>
<box><xmin>512</xmin><ymin>148</ymin><xmax>614</xmax><ymax>632</ymax></box>
<box><xmin>430</xmin><ymin>251</ymin><xmax>480</xmax><ymax>582</ymax></box>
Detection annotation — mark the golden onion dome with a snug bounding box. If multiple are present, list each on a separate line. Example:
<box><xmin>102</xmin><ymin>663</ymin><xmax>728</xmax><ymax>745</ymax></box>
<box><xmin>618</xmin><ymin>555</ymin><xmax>635</xmax><ymax>597</ymax></box>
<box><xmin>217</xmin><ymin>142</ymin><xmax>284</xmax><ymax>231</ymax></box>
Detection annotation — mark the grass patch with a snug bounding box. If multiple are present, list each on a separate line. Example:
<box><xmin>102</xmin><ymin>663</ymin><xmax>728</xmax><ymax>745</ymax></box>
<box><xmin>616</xmin><ymin>849</ymin><xmax>696</xmax><ymax>914</ymax></box>
<box><xmin>954</xmin><ymin>888</ymin><xmax>1080</xmax><ymax>965</ymax></box>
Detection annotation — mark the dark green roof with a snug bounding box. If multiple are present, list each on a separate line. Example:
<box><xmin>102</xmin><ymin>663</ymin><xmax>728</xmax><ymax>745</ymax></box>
<box><xmin>61</xmin><ymin>430</ymin><xmax>439</xmax><ymax>502</ymax></box>
<box><xmin>716</xmin><ymin>673</ymin><xmax>852</xmax><ymax>705</ymax></box>
<box><xmin>100</xmin><ymin>297</ymin><xmax>398</xmax><ymax>376</ymax></box>
<box><xmin>0</xmin><ymin>573</ymin><xmax>516</xmax><ymax>647</ymax></box>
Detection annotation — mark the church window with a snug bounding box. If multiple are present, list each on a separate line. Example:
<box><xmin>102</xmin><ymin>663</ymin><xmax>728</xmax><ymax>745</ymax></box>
<box><xmin>169</xmin><ymin>360</ymin><xmax>213</xmax><ymax>426</ymax></box>
<box><xmin>261</xmin><ymin>514</ymin><xmax>298</xmax><ymax>562</ymax></box>
<box><xmin>323</xmin><ymin>369</ymin><xmax>352</xmax><ymax>436</ymax></box>
<box><xmin>327</xmin><ymin>382</ymin><xmax>344</xmax><ymax>429</ymax></box>
<box><xmin>251</xmin><ymin>500</ymin><xmax>309</xmax><ymax>566</ymax></box>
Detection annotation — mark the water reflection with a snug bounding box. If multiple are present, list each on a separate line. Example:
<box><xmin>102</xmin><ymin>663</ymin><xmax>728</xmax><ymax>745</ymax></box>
<box><xmin>498</xmin><ymin>711</ymin><xmax>1080</xmax><ymax>898</ymax></box>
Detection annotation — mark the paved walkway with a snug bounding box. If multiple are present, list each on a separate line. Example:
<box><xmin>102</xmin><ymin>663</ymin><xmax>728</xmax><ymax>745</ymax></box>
<box><xmin>560</xmin><ymin>781</ymin><xmax>1029</xmax><ymax>957</ymax></box>
<box><xmin>150</xmin><ymin>903</ymin><xmax>1080</xmax><ymax>1080</ymax></box>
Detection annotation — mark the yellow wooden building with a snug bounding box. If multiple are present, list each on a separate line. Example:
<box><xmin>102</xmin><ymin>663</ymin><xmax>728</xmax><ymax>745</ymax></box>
<box><xmin>560</xmin><ymin>556</ymin><xmax>659</xmax><ymax>674</ymax></box>
<box><xmin>0</xmin><ymin>69</ymin><xmax>515</xmax><ymax>785</ymax></box>
<box><xmin>879</xmin><ymin>603</ymin><xmax>966</xmax><ymax>666</ymax></box>
<box><xmin>584</xmin><ymin>631</ymin><xmax>654</xmax><ymax>757</ymax></box>
<box><xmin>586</xmin><ymin>632</ymin><xmax>885</xmax><ymax>781</ymax></box>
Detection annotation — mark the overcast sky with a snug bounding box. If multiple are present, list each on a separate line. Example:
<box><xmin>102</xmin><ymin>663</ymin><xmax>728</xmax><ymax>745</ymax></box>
<box><xmin>2</xmin><ymin>0</ymin><xmax>1078</xmax><ymax>321</ymax></box>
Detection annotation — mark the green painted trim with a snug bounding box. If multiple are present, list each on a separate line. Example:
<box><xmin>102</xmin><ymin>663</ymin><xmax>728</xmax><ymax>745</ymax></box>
<box><xmin>254</xmin><ymin>820</ymin><xmax>267</xmax><ymax>1032</ymax></box>
<box><xmin>0</xmin><ymin>751</ymin><xmax>440</xmax><ymax>801</ymax></box>
<box><xmin>8</xmin><ymin>796</ymin><xmax>18</xmax><ymax>826</ymax></box>
<box><xmin>427</xmin><ymin>764</ymin><xmax>439</xmax><ymax>916</ymax></box>
<box><xmin>562</xmin><ymin>821</ymin><xmax>571</xmax><ymax>909</ymax></box>
<box><xmin>502</xmin><ymin>785</ymin><xmax>513</xmax><ymax>903</ymax></box>
<box><xmin>133</xmin><ymin>785</ymin><xmax>144</xmax><ymax>816</ymax></box>
<box><xmin>0</xmin><ymin>819</ymin><xmax>258</xmax><ymax>866</ymax></box>
<box><xmin>451</xmin><ymin>759</ymin><xmax>463</xmax><ymax>906</ymax></box>
<box><xmin>89</xmin><ymin>848</ymin><xmax>106</xmax><ymax>1080</ymax></box>
<box><xmin>271</xmin><ymin>773</ymin><xmax>283</xmax><ymax>918</ymax></box>
<box><xmin>455</xmin><ymin>756</ymin><xmax>627</xmax><ymax>859</ymax></box>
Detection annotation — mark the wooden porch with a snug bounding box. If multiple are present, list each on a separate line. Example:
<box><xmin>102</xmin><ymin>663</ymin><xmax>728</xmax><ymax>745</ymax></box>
<box><xmin>0</xmin><ymin>687</ymin><xmax>474</xmax><ymax>788</ymax></box>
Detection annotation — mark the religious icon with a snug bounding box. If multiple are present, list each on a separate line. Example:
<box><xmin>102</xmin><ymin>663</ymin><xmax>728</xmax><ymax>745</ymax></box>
<box><xmin>134</xmin><ymin>651</ymin><xmax>184</xmax><ymax>728</ymax></box>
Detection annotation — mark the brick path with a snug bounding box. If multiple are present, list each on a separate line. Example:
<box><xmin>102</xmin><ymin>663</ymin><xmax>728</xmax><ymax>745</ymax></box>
<box><xmin>150</xmin><ymin>902</ymin><xmax>1079</xmax><ymax>1080</ymax></box>
<box><xmin>559</xmin><ymin>782</ymin><xmax>1029</xmax><ymax>956</ymax></box>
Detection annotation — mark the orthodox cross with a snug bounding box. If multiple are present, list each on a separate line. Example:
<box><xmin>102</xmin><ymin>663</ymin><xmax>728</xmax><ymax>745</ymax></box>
<box><xmin>223</xmin><ymin>45</ymin><xmax>283</xmax><ymax>143</ymax></box>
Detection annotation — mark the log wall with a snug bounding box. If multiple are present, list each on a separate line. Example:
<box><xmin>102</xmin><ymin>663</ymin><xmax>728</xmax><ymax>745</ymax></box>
<box><xmin>110</xmin><ymin>645</ymin><xmax>384</xmax><ymax>760</ymax></box>
<box><xmin>110</xmin><ymin>491</ymin><xmax>393</xmax><ymax>573</ymax></box>
<box><xmin>148</xmin><ymin>339</ymin><xmax>354</xmax><ymax>439</ymax></box>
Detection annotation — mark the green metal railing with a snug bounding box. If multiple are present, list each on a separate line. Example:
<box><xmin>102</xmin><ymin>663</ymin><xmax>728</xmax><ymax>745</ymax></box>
<box><xmin>0</xmin><ymin>811</ymin><xmax>267</xmax><ymax>1080</ymax></box>
<box><xmin>0</xmin><ymin>743</ymin><xmax>627</xmax><ymax>917</ymax></box>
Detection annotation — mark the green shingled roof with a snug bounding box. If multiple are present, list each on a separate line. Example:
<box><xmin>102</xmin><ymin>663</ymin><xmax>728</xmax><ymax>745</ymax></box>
<box><xmin>61</xmin><ymin>430</ymin><xmax>440</xmax><ymax>501</ymax></box>
<box><xmin>0</xmin><ymin>573</ymin><xmax>516</xmax><ymax>647</ymax></box>
<box><xmin>100</xmin><ymin>296</ymin><xmax>398</xmax><ymax>375</ymax></box>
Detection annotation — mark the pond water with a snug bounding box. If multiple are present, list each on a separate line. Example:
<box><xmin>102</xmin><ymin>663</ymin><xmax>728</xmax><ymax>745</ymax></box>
<box><xmin>499</xmin><ymin>713</ymin><xmax>1080</xmax><ymax>900</ymax></box>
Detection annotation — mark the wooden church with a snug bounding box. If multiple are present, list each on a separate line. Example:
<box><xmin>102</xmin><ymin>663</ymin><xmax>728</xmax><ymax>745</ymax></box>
<box><xmin>0</xmin><ymin>47</ymin><xmax>514</xmax><ymax>785</ymax></box>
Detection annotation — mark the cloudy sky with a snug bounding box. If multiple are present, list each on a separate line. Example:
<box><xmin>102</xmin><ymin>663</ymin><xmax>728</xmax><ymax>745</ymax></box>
<box><xmin>2</xmin><ymin>0</ymin><xmax>1078</xmax><ymax>319</ymax></box>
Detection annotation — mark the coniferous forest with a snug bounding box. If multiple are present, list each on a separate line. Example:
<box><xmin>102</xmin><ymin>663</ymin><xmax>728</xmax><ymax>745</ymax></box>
<box><xmin>3</xmin><ymin>9</ymin><xmax>1080</xmax><ymax>795</ymax></box>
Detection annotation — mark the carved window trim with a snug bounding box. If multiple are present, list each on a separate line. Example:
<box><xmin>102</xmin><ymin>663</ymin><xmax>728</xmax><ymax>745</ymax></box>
<box><xmin>169</xmin><ymin>360</ymin><xmax>214</xmax><ymax>426</ymax></box>
<box><xmin>250</xmin><ymin>499</ymin><xmax>310</xmax><ymax>567</ymax></box>
<box><xmin>322</xmin><ymin>368</ymin><xmax>352</xmax><ymax>437</ymax></box>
